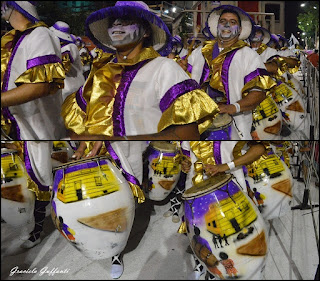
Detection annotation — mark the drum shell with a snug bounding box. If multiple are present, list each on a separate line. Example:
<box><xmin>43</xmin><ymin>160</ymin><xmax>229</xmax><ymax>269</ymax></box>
<box><xmin>51</xmin><ymin>157</ymin><xmax>135</xmax><ymax>260</ymax></box>
<box><xmin>146</xmin><ymin>143</ymin><xmax>181</xmax><ymax>201</ymax></box>
<box><xmin>182</xmin><ymin>176</ymin><xmax>268</xmax><ymax>280</ymax></box>
<box><xmin>245</xmin><ymin>156</ymin><xmax>293</xmax><ymax>220</ymax></box>
<box><xmin>1</xmin><ymin>151</ymin><xmax>35</xmax><ymax>227</ymax></box>
<box><xmin>201</xmin><ymin>114</ymin><xmax>233</xmax><ymax>141</ymax></box>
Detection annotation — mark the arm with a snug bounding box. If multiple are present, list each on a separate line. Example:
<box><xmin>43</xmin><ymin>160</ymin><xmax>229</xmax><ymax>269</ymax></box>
<box><xmin>1</xmin><ymin>82</ymin><xmax>53</xmax><ymax>108</ymax></box>
<box><xmin>218</xmin><ymin>90</ymin><xmax>266</xmax><ymax>115</ymax></box>
<box><xmin>264</xmin><ymin>61</ymin><xmax>279</xmax><ymax>74</ymax></box>
<box><xmin>204</xmin><ymin>143</ymin><xmax>266</xmax><ymax>176</ymax></box>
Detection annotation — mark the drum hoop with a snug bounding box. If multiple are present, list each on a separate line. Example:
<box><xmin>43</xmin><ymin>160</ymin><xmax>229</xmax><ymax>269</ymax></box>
<box><xmin>208</xmin><ymin>114</ymin><xmax>233</xmax><ymax>131</ymax></box>
<box><xmin>182</xmin><ymin>174</ymin><xmax>234</xmax><ymax>200</ymax></box>
<box><xmin>1</xmin><ymin>148</ymin><xmax>18</xmax><ymax>156</ymax></box>
<box><xmin>52</xmin><ymin>155</ymin><xmax>112</xmax><ymax>171</ymax></box>
<box><xmin>149</xmin><ymin>141</ymin><xmax>178</xmax><ymax>153</ymax></box>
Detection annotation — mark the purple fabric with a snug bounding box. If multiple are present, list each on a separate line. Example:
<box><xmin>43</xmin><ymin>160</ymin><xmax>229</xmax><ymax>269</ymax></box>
<box><xmin>159</xmin><ymin>79</ymin><xmax>200</xmax><ymax>112</ymax></box>
<box><xmin>104</xmin><ymin>141</ymin><xmax>141</xmax><ymax>187</ymax></box>
<box><xmin>112</xmin><ymin>61</ymin><xmax>148</xmax><ymax>136</ymax></box>
<box><xmin>199</xmin><ymin>61</ymin><xmax>210</xmax><ymax>86</ymax></box>
<box><xmin>187</xmin><ymin>63</ymin><xmax>193</xmax><ymax>73</ymax></box>
<box><xmin>221</xmin><ymin>49</ymin><xmax>239</xmax><ymax>104</ymax></box>
<box><xmin>62</xmin><ymin>50</ymin><xmax>74</xmax><ymax>64</ymax></box>
<box><xmin>27</xmin><ymin>54</ymin><xmax>62</xmax><ymax>69</ymax></box>
<box><xmin>244</xmin><ymin>68</ymin><xmax>269</xmax><ymax>85</ymax></box>
<box><xmin>23</xmin><ymin>142</ymin><xmax>49</xmax><ymax>191</ymax></box>
<box><xmin>75</xmin><ymin>87</ymin><xmax>86</xmax><ymax>112</ymax></box>
<box><xmin>7</xmin><ymin>1</ymin><xmax>39</xmax><ymax>22</ymax></box>
<box><xmin>147</xmin><ymin>145</ymin><xmax>178</xmax><ymax>162</ymax></box>
<box><xmin>204</xmin><ymin>128</ymin><xmax>231</xmax><ymax>140</ymax></box>
<box><xmin>53</xmin><ymin>23</ymin><xmax>70</xmax><ymax>33</ymax></box>
<box><xmin>213</xmin><ymin>141</ymin><xmax>222</xmax><ymax>164</ymax></box>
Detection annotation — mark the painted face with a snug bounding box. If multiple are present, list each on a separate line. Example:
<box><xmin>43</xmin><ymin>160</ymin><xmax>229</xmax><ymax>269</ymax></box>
<box><xmin>108</xmin><ymin>18</ymin><xmax>145</xmax><ymax>48</ymax></box>
<box><xmin>1</xmin><ymin>1</ymin><xmax>13</xmax><ymax>21</ymax></box>
<box><xmin>217</xmin><ymin>13</ymin><xmax>241</xmax><ymax>40</ymax></box>
<box><xmin>252</xmin><ymin>31</ymin><xmax>264</xmax><ymax>42</ymax></box>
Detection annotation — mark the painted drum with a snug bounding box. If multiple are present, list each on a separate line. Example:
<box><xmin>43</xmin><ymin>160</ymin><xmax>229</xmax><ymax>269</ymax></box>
<box><xmin>271</xmin><ymin>82</ymin><xmax>309</xmax><ymax>134</ymax></box>
<box><xmin>201</xmin><ymin>113</ymin><xmax>233</xmax><ymax>140</ymax></box>
<box><xmin>251</xmin><ymin>95</ymin><xmax>282</xmax><ymax>140</ymax></box>
<box><xmin>51</xmin><ymin>156</ymin><xmax>135</xmax><ymax>260</ymax></box>
<box><xmin>51</xmin><ymin>141</ymin><xmax>75</xmax><ymax>167</ymax></box>
<box><xmin>1</xmin><ymin>148</ymin><xmax>35</xmax><ymax>227</ymax></box>
<box><xmin>182</xmin><ymin>173</ymin><xmax>268</xmax><ymax>280</ymax></box>
<box><xmin>144</xmin><ymin>141</ymin><xmax>182</xmax><ymax>201</ymax></box>
<box><xmin>244</xmin><ymin>153</ymin><xmax>293</xmax><ymax>220</ymax></box>
<box><xmin>287</xmin><ymin>76</ymin><xmax>305</xmax><ymax>97</ymax></box>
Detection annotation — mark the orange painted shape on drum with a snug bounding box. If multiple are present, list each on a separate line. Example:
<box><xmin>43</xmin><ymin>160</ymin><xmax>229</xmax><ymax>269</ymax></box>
<box><xmin>159</xmin><ymin>180</ymin><xmax>175</xmax><ymax>190</ymax></box>
<box><xmin>1</xmin><ymin>184</ymin><xmax>24</xmax><ymax>202</ymax></box>
<box><xmin>264</xmin><ymin>120</ymin><xmax>282</xmax><ymax>135</ymax></box>
<box><xmin>77</xmin><ymin>207</ymin><xmax>128</xmax><ymax>232</ymax></box>
<box><xmin>236</xmin><ymin>231</ymin><xmax>267</xmax><ymax>256</ymax></box>
<box><xmin>51</xmin><ymin>151</ymin><xmax>69</xmax><ymax>163</ymax></box>
<box><xmin>286</xmin><ymin>100</ymin><xmax>304</xmax><ymax>112</ymax></box>
<box><xmin>271</xmin><ymin>179</ymin><xmax>292</xmax><ymax>197</ymax></box>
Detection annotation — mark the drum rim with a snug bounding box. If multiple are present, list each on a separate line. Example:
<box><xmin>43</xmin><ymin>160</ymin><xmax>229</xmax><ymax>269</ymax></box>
<box><xmin>149</xmin><ymin>141</ymin><xmax>178</xmax><ymax>153</ymax></box>
<box><xmin>207</xmin><ymin>113</ymin><xmax>233</xmax><ymax>131</ymax></box>
<box><xmin>182</xmin><ymin>173</ymin><xmax>234</xmax><ymax>200</ymax></box>
<box><xmin>1</xmin><ymin>148</ymin><xmax>18</xmax><ymax>155</ymax></box>
<box><xmin>52</xmin><ymin>155</ymin><xmax>112</xmax><ymax>171</ymax></box>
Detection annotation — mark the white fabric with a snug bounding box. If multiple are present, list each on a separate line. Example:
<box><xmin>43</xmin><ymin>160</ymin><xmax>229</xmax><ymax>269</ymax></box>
<box><xmin>179</xmin><ymin>48</ymin><xmax>188</xmax><ymax>58</ymax></box>
<box><xmin>120</xmin><ymin>57</ymin><xmax>194</xmax><ymax>136</ymax></box>
<box><xmin>60</xmin><ymin>43</ymin><xmax>85</xmax><ymax>101</ymax></box>
<box><xmin>188</xmin><ymin>45</ymin><xmax>267</xmax><ymax>140</ymax></box>
<box><xmin>26</xmin><ymin>141</ymin><xmax>53</xmax><ymax>186</ymax></box>
<box><xmin>6</xmin><ymin>27</ymin><xmax>66</xmax><ymax>140</ymax></box>
<box><xmin>259</xmin><ymin>46</ymin><xmax>278</xmax><ymax>63</ymax></box>
<box><xmin>277</xmin><ymin>49</ymin><xmax>296</xmax><ymax>58</ymax></box>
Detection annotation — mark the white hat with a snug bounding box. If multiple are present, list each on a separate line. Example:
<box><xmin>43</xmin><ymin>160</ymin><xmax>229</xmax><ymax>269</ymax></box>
<box><xmin>85</xmin><ymin>1</ymin><xmax>173</xmax><ymax>56</ymax></box>
<box><xmin>49</xmin><ymin>21</ymin><xmax>74</xmax><ymax>43</ymax></box>
<box><xmin>7</xmin><ymin>1</ymin><xmax>39</xmax><ymax>22</ymax></box>
<box><xmin>250</xmin><ymin>25</ymin><xmax>271</xmax><ymax>44</ymax></box>
<box><xmin>206</xmin><ymin>5</ymin><xmax>254</xmax><ymax>40</ymax></box>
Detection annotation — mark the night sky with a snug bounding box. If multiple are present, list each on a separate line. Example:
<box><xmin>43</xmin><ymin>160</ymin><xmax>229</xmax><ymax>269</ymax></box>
<box><xmin>285</xmin><ymin>1</ymin><xmax>302</xmax><ymax>38</ymax></box>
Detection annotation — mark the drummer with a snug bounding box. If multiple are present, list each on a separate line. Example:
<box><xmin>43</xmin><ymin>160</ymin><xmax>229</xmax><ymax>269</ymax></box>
<box><xmin>1</xmin><ymin>141</ymin><xmax>53</xmax><ymax>249</ymax></box>
<box><xmin>185</xmin><ymin>5</ymin><xmax>277</xmax><ymax>140</ymax></box>
<box><xmin>71</xmin><ymin>140</ymin><xmax>145</xmax><ymax>279</ymax></box>
<box><xmin>61</xmin><ymin>1</ymin><xmax>219</xmax><ymax>141</ymax></box>
<box><xmin>180</xmin><ymin>140</ymin><xmax>266</xmax><ymax>280</ymax></box>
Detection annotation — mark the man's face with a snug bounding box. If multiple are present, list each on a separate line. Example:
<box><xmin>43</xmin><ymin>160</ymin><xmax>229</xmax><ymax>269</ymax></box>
<box><xmin>252</xmin><ymin>30</ymin><xmax>264</xmax><ymax>43</ymax></box>
<box><xmin>1</xmin><ymin>1</ymin><xmax>13</xmax><ymax>21</ymax></box>
<box><xmin>108</xmin><ymin>18</ymin><xmax>145</xmax><ymax>48</ymax></box>
<box><xmin>217</xmin><ymin>12</ymin><xmax>241</xmax><ymax>40</ymax></box>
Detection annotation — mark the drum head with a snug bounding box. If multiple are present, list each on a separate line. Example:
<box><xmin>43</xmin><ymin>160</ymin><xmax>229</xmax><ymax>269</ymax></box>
<box><xmin>209</xmin><ymin>113</ymin><xmax>233</xmax><ymax>130</ymax></box>
<box><xmin>150</xmin><ymin>141</ymin><xmax>177</xmax><ymax>153</ymax></box>
<box><xmin>53</xmin><ymin>155</ymin><xmax>111</xmax><ymax>171</ymax></box>
<box><xmin>182</xmin><ymin>173</ymin><xmax>233</xmax><ymax>200</ymax></box>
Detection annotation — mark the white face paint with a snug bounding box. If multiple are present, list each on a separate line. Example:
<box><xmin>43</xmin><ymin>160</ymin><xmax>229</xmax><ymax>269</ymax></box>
<box><xmin>252</xmin><ymin>31</ymin><xmax>264</xmax><ymax>42</ymax></box>
<box><xmin>108</xmin><ymin>19</ymin><xmax>145</xmax><ymax>47</ymax></box>
<box><xmin>1</xmin><ymin>1</ymin><xmax>13</xmax><ymax>21</ymax></box>
<box><xmin>217</xmin><ymin>13</ymin><xmax>241</xmax><ymax>41</ymax></box>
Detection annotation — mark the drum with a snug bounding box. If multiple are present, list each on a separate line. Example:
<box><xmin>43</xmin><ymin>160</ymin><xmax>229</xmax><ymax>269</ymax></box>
<box><xmin>1</xmin><ymin>148</ymin><xmax>35</xmax><ymax>227</ymax></box>
<box><xmin>144</xmin><ymin>141</ymin><xmax>182</xmax><ymax>201</ymax></box>
<box><xmin>182</xmin><ymin>173</ymin><xmax>268</xmax><ymax>280</ymax></box>
<box><xmin>51</xmin><ymin>141</ymin><xmax>75</xmax><ymax>167</ymax></box>
<box><xmin>244</xmin><ymin>153</ymin><xmax>293</xmax><ymax>221</ymax></box>
<box><xmin>201</xmin><ymin>113</ymin><xmax>233</xmax><ymax>140</ymax></box>
<box><xmin>271</xmin><ymin>82</ymin><xmax>309</xmax><ymax>134</ymax></box>
<box><xmin>51</xmin><ymin>156</ymin><xmax>135</xmax><ymax>260</ymax></box>
<box><xmin>251</xmin><ymin>95</ymin><xmax>282</xmax><ymax>140</ymax></box>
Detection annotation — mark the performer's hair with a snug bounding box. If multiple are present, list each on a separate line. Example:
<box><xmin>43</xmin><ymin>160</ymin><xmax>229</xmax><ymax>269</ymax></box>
<box><xmin>220</xmin><ymin>9</ymin><xmax>241</xmax><ymax>26</ymax></box>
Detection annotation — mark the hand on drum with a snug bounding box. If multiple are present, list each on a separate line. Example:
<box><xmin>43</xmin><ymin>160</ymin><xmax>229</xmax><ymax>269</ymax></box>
<box><xmin>204</xmin><ymin>163</ymin><xmax>228</xmax><ymax>177</ymax></box>
<box><xmin>218</xmin><ymin>103</ymin><xmax>237</xmax><ymax>115</ymax></box>
<box><xmin>71</xmin><ymin>141</ymin><xmax>103</xmax><ymax>160</ymax></box>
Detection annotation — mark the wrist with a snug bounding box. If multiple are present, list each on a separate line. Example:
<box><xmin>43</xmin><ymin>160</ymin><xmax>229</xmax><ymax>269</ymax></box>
<box><xmin>232</xmin><ymin>102</ymin><xmax>241</xmax><ymax>113</ymax></box>
<box><xmin>226</xmin><ymin>161</ymin><xmax>236</xmax><ymax>170</ymax></box>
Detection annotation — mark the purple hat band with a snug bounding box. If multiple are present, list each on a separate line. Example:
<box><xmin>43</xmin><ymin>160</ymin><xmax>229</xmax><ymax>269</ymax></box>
<box><xmin>53</xmin><ymin>23</ymin><xmax>70</xmax><ymax>33</ymax></box>
<box><xmin>115</xmin><ymin>1</ymin><xmax>149</xmax><ymax>10</ymax></box>
<box><xmin>7</xmin><ymin>1</ymin><xmax>39</xmax><ymax>22</ymax></box>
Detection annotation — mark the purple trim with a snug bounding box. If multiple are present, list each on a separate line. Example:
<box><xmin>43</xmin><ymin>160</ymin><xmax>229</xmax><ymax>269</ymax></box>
<box><xmin>62</xmin><ymin>50</ymin><xmax>74</xmax><ymax>64</ymax></box>
<box><xmin>53</xmin><ymin>23</ymin><xmax>70</xmax><ymax>33</ymax></box>
<box><xmin>244</xmin><ymin>68</ymin><xmax>270</xmax><ymax>85</ymax></box>
<box><xmin>85</xmin><ymin>5</ymin><xmax>172</xmax><ymax>56</ymax></box>
<box><xmin>23</xmin><ymin>142</ymin><xmax>49</xmax><ymax>191</ymax></box>
<box><xmin>112</xmin><ymin>61</ymin><xmax>148</xmax><ymax>136</ymax></box>
<box><xmin>148</xmin><ymin>146</ymin><xmax>178</xmax><ymax>161</ymax></box>
<box><xmin>221</xmin><ymin>49</ymin><xmax>238</xmax><ymax>104</ymax></box>
<box><xmin>199</xmin><ymin>61</ymin><xmax>210</xmax><ymax>86</ymax></box>
<box><xmin>7</xmin><ymin>1</ymin><xmax>39</xmax><ymax>23</ymax></box>
<box><xmin>27</xmin><ymin>54</ymin><xmax>62</xmax><ymax>69</ymax></box>
<box><xmin>213</xmin><ymin>141</ymin><xmax>222</xmax><ymax>164</ymax></box>
<box><xmin>159</xmin><ymin>79</ymin><xmax>200</xmax><ymax>113</ymax></box>
<box><xmin>187</xmin><ymin>63</ymin><xmax>193</xmax><ymax>73</ymax></box>
<box><xmin>104</xmin><ymin>141</ymin><xmax>141</xmax><ymax>187</ymax></box>
<box><xmin>75</xmin><ymin>86</ymin><xmax>86</xmax><ymax>112</ymax></box>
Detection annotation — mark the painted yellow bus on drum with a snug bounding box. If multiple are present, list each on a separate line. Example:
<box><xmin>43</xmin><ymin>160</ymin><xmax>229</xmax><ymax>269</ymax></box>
<box><xmin>252</xmin><ymin>95</ymin><xmax>279</xmax><ymax>122</ymax></box>
<box><xmin>246</xmin><ymin>154</ymin><xmax>285</xmax><ymax>179</ymax></box>
<box><xmin>151</xmin><ymin>157</ymin><xmax>180</xmax><ymax>176</ymax></box>
<box><xmin>205</xmin><ymin>190</ymin><xmax>257</xmax><ymax>237</ymax></box>
<box><xmin>57</xmin><ymin>164</ymin><xmax>120</xmax><ymax>204</ymax></box>
<box><xmin>1</xmin><ymin>154</ymin><xmax>24</xmax><ymax>179</ymax></box>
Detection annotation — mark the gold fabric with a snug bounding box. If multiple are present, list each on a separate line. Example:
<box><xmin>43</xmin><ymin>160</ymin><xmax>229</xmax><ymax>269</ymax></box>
<box><xmin>158</xmin><ymin>89</ymin><xmax>220</xmax><ymax>134</ymax></box>
<box><xmin>27</xmin><ymin>176</ymin><xmax>51</xmax><ymax>201</ymax></box>
<box><xmin>256</xmin><ymin>43</ymin><xmax>269</xmax><ymax>55</ymax></box>
<box><xmin>61</xmin><ymin>52</ymin><xmax>72</xmax><ymax>74</ymax></box>
<box><xmin>241</xmin><ymin>74</ymin><xmax>277</xmax><ymax>98</ymax></box>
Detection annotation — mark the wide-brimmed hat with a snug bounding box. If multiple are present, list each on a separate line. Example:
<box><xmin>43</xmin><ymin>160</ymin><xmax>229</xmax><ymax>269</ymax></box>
<box><xmin>206</xmin><ymin>5</ymin><xmax>254</xmax><ymax>40</ymax></box>
<box><xmin>49</xmin><ymin>21</ymin><xmax>74</xmax><ymax>43</ymax></box>
<box><xmin>187</xmin><ymin>37</ymin><xmax>202</xmax><ymax>45</ymax></box>
<box><xmin>268</xmin><ymin>34</ymin><xmax>280</xmax><ymax>49</ymax></box>
<box><xmin>277</xmin><ymin>34</ymin><xmax>289</xmax><ymax>47</ymax></box>
<box><xmin>202</xmin><ymin>25</ymin><xmax>214</xmax><ymax>40</ymax></box>
<box><xmin>6</xmin><ymin>1</ymin><xmax>39</xmax><ymax>22</ymax></box>
<box><xmin>250</xmin><ymin>25</ymin><xmax>271</xmax><ymax>44</ymax></box>
<box><xmin>85</xmin><ymin>1</ymin><xmax>172</xmax><ymax>56</ymax></box>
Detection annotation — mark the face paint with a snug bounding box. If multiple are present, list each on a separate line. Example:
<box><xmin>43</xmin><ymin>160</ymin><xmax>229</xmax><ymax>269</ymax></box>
<box><xmin>252</xmin><ymin>31</ymin><xmax>264</xmax><ymax>42</ymax></box>
<box><xmin>1</xmin><ymin>1</ymin><xmax>13</xmax><ymax>21</ymax></box>
<box><xmin>108</xmin><ymin>19</ymin><xmax>145</xmax><ymax>47</ymax></box>
<box><xmin>217</xmin><ymin>22</ymin><xmax>240</xmax><ymax>40</ymax></box>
